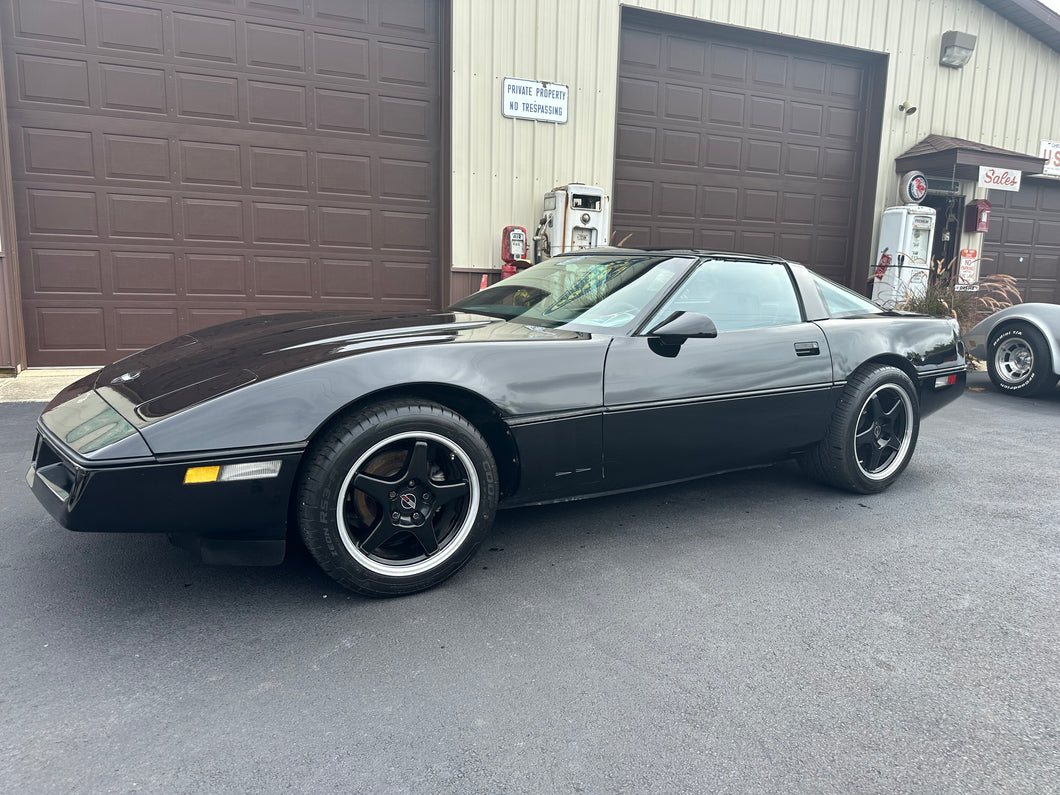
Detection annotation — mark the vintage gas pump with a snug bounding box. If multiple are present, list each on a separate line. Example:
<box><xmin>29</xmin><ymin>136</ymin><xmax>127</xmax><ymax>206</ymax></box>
<box><xmin>533</xmin><ymin>183</ymin><xmax>611</xmax><ymax>261</ymax></box>
<box><xmin>500</xmin><ymin>225</ymin><xmax>529</xmax><ymax>279</ymax></box>
<box><xmin>871</xmin><ymin>205</ymin><xmax>936</xmax><ymax>306</ymax></box>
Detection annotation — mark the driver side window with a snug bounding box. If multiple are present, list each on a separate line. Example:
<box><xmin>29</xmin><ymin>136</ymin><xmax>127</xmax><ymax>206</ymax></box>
<box><xmin>648</xmin><ymin>259</ymin><xmax>802</xmax><ymax>333</ymax></box>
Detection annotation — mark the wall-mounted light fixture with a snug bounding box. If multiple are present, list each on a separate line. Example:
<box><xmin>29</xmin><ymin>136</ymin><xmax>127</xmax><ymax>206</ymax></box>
<box><xmin>898</xmin><ymin>102</ymin><xmax>917</xmax><ymax>115</ymax></box>
<box><xmin>940</xmin><ymin>30</ymin><xmax>977</xmax><ymax>68</ymax></box>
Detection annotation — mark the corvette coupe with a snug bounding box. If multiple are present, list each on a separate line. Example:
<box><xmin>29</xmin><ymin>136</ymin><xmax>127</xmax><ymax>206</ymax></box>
<box><xmin>28</xmin><ymin>250</ymin><xmax>966</xmax><ymax>596</ymax></box>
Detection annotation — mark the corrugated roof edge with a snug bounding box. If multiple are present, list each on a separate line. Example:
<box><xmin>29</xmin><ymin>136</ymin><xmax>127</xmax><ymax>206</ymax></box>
<box><xmin>981</xmin><ymin>0</ymin><xmax>1060</xmax><ymax>53</ymax></box>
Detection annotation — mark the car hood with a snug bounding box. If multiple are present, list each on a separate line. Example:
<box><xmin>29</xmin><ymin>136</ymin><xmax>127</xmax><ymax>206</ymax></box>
<box><xmin>91</xmin><ymin>311</ymin><xmax>580</xmax><ymax>422</ymax></box>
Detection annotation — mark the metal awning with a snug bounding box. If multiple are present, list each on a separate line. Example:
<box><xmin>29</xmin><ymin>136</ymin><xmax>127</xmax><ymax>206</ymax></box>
<box><xmin>895</xmin><ymin>135</ymin><xmax>1046</xmax><ymax>179</ymax></box>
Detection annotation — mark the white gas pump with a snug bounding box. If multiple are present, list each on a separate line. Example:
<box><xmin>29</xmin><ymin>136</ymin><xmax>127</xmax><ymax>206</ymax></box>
<box><xmin>533</xmin><ymin>183</ymin><xmax>611</xmax><ymax>261</ymax></box>
<box><xmin>871</xmin><ymin>205</ymin><xmax>936</xmax><ymax>306</ymax></box>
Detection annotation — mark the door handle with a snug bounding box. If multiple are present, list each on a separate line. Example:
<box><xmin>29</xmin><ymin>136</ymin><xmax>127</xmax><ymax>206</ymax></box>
<box><xmin>794</xmin><ymin>341</ymin><xmax>820</xmax><ymax>356</ymax></box>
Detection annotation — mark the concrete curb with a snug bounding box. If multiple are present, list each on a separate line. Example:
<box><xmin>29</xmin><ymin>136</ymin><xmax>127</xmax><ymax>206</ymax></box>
<box><xmin>0</xmin><ymin>369</ymin><xmax>96</xmax><ymax>403</ymax></box>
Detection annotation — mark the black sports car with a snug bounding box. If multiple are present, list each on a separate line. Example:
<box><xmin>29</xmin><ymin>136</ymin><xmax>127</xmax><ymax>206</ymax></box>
<box><xmin>28</xmin><ymin>250</ymin><xmax>966</xmax><ymax>596</ymax></box>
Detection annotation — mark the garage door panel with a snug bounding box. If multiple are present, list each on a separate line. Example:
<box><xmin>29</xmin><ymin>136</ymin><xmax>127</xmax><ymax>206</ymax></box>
<box><xmin>111</xmin><ymin>251</ymin><xmax>177</xmax><ymax>295</ymax></box>
<box><xmin>4</xmin><ymin>0</ymin><xmax>443</xmax><ymax>365</ymax></box>
<box><xmin>705</xmin><ymin>135</ymin><xmax>741</xmax><ymax>169</ymax></box>
<box><xmin>829</xmin><ymin>64</ymin><xmax>865</xmax><ymax>100</ymax></box>
<box><xmin>707</xmin><ymin>89</ymin><xmax>744</xmax><ymax>126</ymax></box>
<box><xmin>789</xmin><ymin>102</ymin><xmax>824</xmax><ymax>136</ymax></box>
<box><xmin>32</xmin><ymin>306</ymin><xmax>106</xmax><ymax>352</ymax></box>
<box><xmin>97</xmin><ymin>2</ymin><xmax>165</xmax><ymax>55</ymax></box>
<box><xmin>313</xmin><ymin>30</ymin><xmax>369</xmax><ymax>80</ymax></box>
<box><xmin>317</xmin><ymin>151</ymin><xmax>370</xmax><ymax>195</ymax></box>
<box><xmin>321</xmin><ymin>257</ymin><xmax>373</xmax><ymax>298</ymax></box>
<box><xmin>664</xmin><ymin>83</ymin><xmax>703</xmax><ymax>121</ymax></box>
<box><xmin>984</xmin><ymin>183</ymin><xmax>1060</xmax><ymax>303</ymax></box>
<box><xmin>1035</xmin><ymin>219</ymin><xmax>1060</xmax><ymax>247</ymax></box>
<box><xmin>660</xmin><ymin>128</ymin><xmax>699</xmax><ymax>166</ymax></box>
<box><xmin>186</xmin><ymin>253</ymin><xmax>245</xmax><ymax>295</ymax></box>
<box><xmin>31</xmin><ymin>248</ymin><xmax>102</xmax><ymax>293</ymax></box>
<box><xmin>745</xmin><ymin>138</ymin><xmax>781</xmax><ymax>174</ymax></box>
<box><xmin>14</xmin><ymin>0</ymin><xmax>86</xmax><ymax>45</ymax></box>
<box><xmin>700</xmin><ymin>186</ymin><xmax>737</xmax><ymax>219</ymax></box>
<box><xmin>99</xmin><ymin>62</ymin><xmax>168</xmax><ymax>114</ymax></box>
<box><xmin>20</xmin><ymin>186</ymin><xmax>98</xmax><ymax>235</ymax></box>
<box><xmin>15</xmin><ymin>53</ymin><xmax>90</xmax><ymax>106</ymax></box>
<box><xmin>114</xmin><ymin>307</ymin><xmax>180</xmax><ymax>348</ymax></box>
<box><xmin>186</xmin><ymin>308</ymin><xmax>246</xmax><ymax>333</ymax></box>
<box><xmin>748</xmin><ymin>96</ymin><xmax>784</xmax><ymax>131</ymax></box>
<box><xmin>620</xmin><ymin>27</ymin><xmax>662</xmax><ymax>70</ymax></box>
<box><xmin>752</xmin><ymin>51</ymin><xmax>787</xmax><ymax>87</ymax></box>
<box><xmin>1004</xmin><ymin>216</ymin><xmax>1035</xmax><ymax>246</ymax></box>
<box><xmin>253</xmin><ymin>255</ymin><xmax>311</xmax><ymax>297</ymax></box>
<box><xmin>109</xmin><ymin>193</ymin><xmax>175</xmax><ymax>239</ymax></box>
<box><xmin>106</xmin><ymin>134</ymin><xmax>171</xmax><ymax>182</ymax></box>
<box><xmin>614</xmin><ymin>17</ymin><xmax>868</xmax><ymax>281</ymax></box>
<box><xmin>615</xmin><ymin>123</ymin><xmax>656</xmax><ymax>163</ymax></box>
<box><xmin>22</xmin><ymin>126</ymin><xmax>94</xmax><ymax>176</ymax></box>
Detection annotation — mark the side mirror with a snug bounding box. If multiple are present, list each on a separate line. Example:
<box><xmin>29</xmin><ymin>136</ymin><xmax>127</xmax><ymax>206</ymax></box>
<box><xmin>647</xmin><ymin>311</ymin><xmax>718</xmax><ymax>346</ymax></box>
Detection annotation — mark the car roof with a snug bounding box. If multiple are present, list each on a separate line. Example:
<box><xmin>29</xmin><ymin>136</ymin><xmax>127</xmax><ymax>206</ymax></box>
<box><xmin>550</xmin><ymin>247</ymin><xmax>794</xmax><ymax>264</ymax></box>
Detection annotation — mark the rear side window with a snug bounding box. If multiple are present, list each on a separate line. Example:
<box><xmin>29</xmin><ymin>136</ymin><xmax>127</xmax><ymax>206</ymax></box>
<box><xmin>647</xmin><ymin>259</ymin><xmax>802</xmax><ymax>332</ymax></box>
<box><xmin>812</xmin><ymin>273</ymin><xmax>882</xmax><ymax>317</ymax></box>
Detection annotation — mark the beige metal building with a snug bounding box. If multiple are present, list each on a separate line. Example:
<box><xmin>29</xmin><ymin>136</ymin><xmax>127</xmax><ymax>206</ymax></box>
<box><xmin>2</xmin><ymin>0</ymin><xmax>1060</xmax><ymax>371</ymax></box>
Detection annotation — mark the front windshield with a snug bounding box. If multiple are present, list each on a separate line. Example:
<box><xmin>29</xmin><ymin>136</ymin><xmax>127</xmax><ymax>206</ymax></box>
<box><xmin>450</xmin><ymin>254</ymin><xmax>693</xmax><ymax>329</ymax></box>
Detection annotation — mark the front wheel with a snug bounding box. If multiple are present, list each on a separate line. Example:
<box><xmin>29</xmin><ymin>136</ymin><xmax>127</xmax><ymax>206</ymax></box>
<box><xmin>296</xmin><ymin>400</ymin><xmax>498</xmax><ymax>597</ymax></box>
<box><xmin>800</xmin><ymin>364</ymin><xmax>920</xmax><ymax>494</ymax></box>
<box><xmin>987</xmin><ymin>323</ymin><xmax>1059</xmax><ymax>397</ymax></box>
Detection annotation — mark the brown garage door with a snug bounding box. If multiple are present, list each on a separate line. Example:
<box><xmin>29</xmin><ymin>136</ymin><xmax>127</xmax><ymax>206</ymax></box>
<box><xmin>2</xmin><ymin>0</ymin><xmax>443</xmax><ymax>366</ymax></box>
<box><xmin>982</xmin><ymin>182</ymin><xmax>1060</xmax><ymax>304</ymax></box>
<box><xmin>613</xmin><ymin>14</ymin><xmax>874</xmax><ymax>286</ymax></box>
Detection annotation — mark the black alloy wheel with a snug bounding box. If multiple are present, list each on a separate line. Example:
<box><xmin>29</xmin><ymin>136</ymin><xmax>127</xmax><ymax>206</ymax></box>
<box><xmin>800</xmin><ymin>364</ymin><xmax>920</xmax><ymax>494</ymax></box>
<box><xmin>297</xmin><ymin>400</ymin><xmax>498</xmax><ymax>596</ymax></box>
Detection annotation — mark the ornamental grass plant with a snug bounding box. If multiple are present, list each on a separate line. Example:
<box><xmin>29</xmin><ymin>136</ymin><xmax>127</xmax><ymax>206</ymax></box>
<box><xmin>898</xmin><ymin>256</ymin><xmax>1022</xmax><ymax>333</ymax></box>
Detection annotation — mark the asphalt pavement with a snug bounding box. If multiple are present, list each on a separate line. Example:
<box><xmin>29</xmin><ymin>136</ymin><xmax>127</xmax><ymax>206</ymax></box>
<box><xmin>1</xmin><ymin>373</ymin><xmax>1058</xmax><ymax>793</ymax></box>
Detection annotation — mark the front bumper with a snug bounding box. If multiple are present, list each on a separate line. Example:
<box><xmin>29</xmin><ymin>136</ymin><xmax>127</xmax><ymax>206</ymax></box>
<box><xmin>28</xmin><ymin>425</ymin><xmax>304</xmax><ymax>564</ymax></box>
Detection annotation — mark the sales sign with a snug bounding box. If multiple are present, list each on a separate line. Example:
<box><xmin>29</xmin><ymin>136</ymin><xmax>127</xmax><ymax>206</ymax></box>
<box><xmin>502</xmin><ymin>78</ymin><xmax>569</xmax><ymax>123</ymax></box>
<box><xmin>978</xmin><ymin>165</ymin><xmax>1022</xmax><ymax>192</ymax></box>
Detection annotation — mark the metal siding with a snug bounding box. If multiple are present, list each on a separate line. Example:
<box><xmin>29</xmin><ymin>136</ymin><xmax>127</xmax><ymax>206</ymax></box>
<box><xmin>450</xmin><ymin>0</ymin><xmax>1060</xmax><ymax>284</ymax></box>
<box><xmin>450</xmin><ymin>0</ymin><xmax>619</xmax><ymax>273</ymax></box>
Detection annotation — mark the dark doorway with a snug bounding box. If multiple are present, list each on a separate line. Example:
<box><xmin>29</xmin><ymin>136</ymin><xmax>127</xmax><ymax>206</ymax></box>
<box><xmin>922</xmin><ymin>193</ymin><xmax>964</xmax><ymax>272</ymax></box>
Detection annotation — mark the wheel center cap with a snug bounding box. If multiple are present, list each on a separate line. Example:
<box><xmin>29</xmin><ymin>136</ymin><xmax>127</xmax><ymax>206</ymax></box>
<box><xmin>873</xmin><ymin>423</ymin><xmax>883</xmax><ymax>439</ymax></box>
<box><xmin>399</xmin><ymin>492</ymin><xmax>417</xmax><ymax>511</ymax></box>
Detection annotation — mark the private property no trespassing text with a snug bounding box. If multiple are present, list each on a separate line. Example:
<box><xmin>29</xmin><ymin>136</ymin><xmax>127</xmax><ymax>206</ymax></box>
<box><xmin>502</xmin><ymin>78</ymin><xmax>569</xmax><ymax>123</ymax></box>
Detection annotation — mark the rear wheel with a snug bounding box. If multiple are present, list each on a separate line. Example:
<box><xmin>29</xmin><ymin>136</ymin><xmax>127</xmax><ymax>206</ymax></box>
<box><xmin>987</xmin><ymin>323</ymin><xmax>1058</xmax><ymax>397</ymax></box>
<box><xmin>297</xmin><ymin>400</ymin><xmax>498</xmax><ymax>596</ymax></box>
<box><xmin>800</xmin><ymin>364</ymin><xmax>920</xmax><ymax>494</ymax></box>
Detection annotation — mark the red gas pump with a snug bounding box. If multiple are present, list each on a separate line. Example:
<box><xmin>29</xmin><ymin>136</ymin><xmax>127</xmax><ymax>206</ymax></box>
<box><xmin>500</xmin><ymin>226</ymin><xmax>530</xmax><ymax>279</ymax></box>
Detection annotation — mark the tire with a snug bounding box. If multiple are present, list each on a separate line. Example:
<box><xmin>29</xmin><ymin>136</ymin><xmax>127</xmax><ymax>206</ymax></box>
<box><xmin>296</xmin><ymin>400</ymin><xmax>498</xmax><ymax>597</ymax></box>
<box><xmin>800</xmin><ymin>364</ymin><xmax>920</xmax><ymax>494</ymax></box>
<box><xmin>987</xmin><ymin>323</ymin><xmax>1059</xmax><ymax>397</ymax></box>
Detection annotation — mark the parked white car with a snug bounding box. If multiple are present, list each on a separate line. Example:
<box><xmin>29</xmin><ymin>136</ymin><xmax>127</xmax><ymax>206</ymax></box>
<box><xmin>965</xmin><ymin>304</ymin><xmax>1060</xmax><ymax>397</ymax></box>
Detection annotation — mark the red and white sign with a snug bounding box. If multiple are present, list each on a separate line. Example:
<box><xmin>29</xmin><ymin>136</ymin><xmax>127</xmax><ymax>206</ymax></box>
<box><xmin>978</xmin><ymin>166</ymin><xmax>1021</xmax><ymax>192</ymax></box>
<box><xmin>956</xmin><ymin>248</ymin><xmax>980</xmax><ymax>291</ymax></box>
<box><xmin>1040</xmin><ymin>139</ymin><xmax>1060</xmax><ymax>177</ymax></box>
